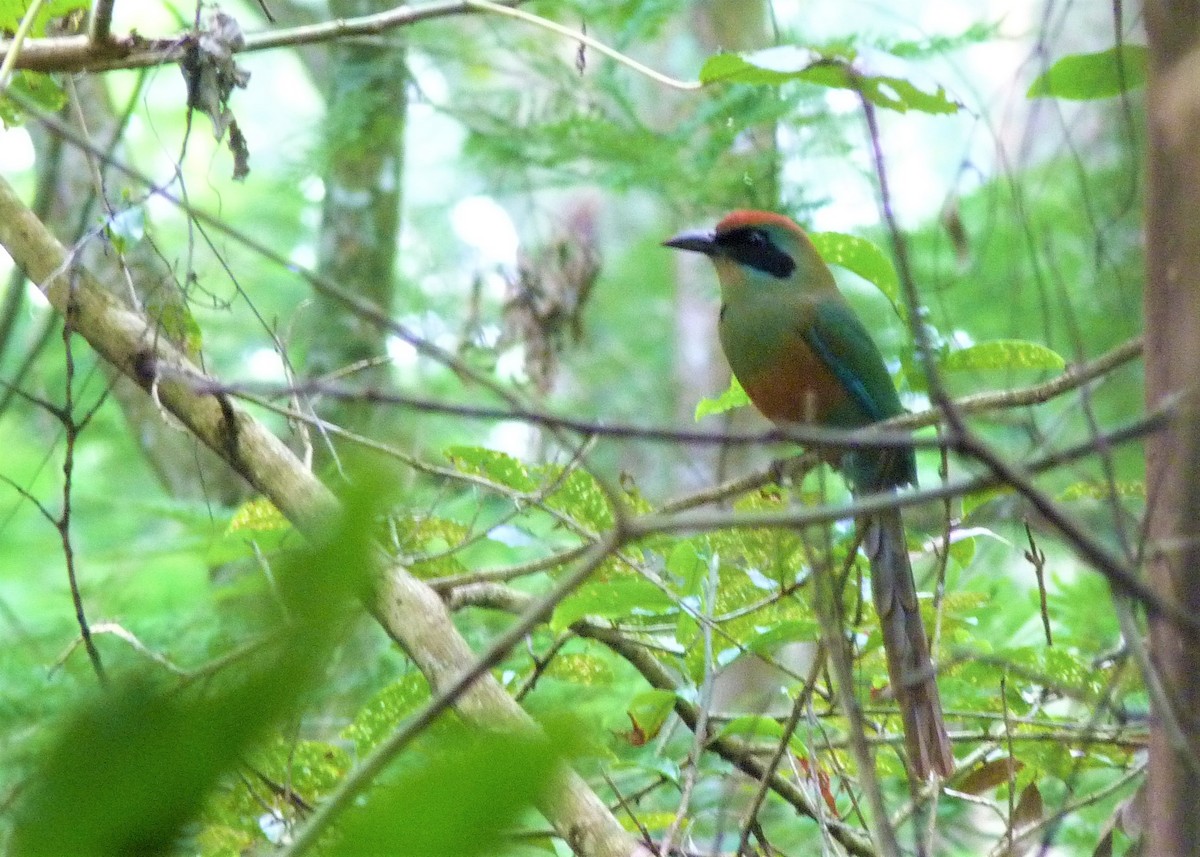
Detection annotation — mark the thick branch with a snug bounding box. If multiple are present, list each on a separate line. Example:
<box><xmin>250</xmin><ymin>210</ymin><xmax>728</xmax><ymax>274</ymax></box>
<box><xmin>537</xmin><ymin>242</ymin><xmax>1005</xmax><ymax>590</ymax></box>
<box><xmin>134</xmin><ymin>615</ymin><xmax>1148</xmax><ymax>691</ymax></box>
<box><xmin>2</xmin><ymin>0</ymin><xmax>521</xmax><ymax>74</ymax></box>
<box><xmin>0</xmin><ymin>174</ymin><xmax>644</xmax><ymax>857</ymax></box>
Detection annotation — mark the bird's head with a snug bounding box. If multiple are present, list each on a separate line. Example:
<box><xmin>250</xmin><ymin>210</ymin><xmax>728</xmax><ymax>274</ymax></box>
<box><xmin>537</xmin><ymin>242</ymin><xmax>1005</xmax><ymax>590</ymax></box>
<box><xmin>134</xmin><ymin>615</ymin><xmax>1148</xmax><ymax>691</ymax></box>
<box><xmin>663</xmin><ymin>210</ymin><xmax>835</xmax><ymax>299</ymax></box>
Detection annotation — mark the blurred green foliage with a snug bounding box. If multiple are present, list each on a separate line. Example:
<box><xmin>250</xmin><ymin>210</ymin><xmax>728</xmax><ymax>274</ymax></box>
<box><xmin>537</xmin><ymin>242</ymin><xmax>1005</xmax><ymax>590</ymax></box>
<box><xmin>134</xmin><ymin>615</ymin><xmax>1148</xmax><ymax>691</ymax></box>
<box><xmin>0</xmin><ymin>1</ymin><xmax>1147</xmax><ymax>855</ymax></box>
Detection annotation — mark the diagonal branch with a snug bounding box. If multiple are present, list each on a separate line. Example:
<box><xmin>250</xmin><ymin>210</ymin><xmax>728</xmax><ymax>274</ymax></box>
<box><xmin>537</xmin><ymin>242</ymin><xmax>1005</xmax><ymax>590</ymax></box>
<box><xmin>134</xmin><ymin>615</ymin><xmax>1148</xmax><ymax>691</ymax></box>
<box><xmin>0</xmin><ymin>173</ymin><xmax>647</xmax><ymax>857</ymax></box>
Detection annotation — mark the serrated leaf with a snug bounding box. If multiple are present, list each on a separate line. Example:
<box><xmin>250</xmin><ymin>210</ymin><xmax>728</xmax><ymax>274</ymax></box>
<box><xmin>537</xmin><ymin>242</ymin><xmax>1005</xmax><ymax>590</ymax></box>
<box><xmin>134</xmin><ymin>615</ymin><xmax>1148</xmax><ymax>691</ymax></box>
<box><xmin>695</xmin><ymin>375</ymin><xmax>750</xmax><ymax>419</ymax></box>
<box><xmin>699</xmin><ymin>48</ymin><xmax>817</xmax><ymax>86</ymax></box>
<box><xmin>858</xmin><ymin>74</ymin><xmax>961</xmax><ymax>114</ymax></box>
<box><xmin>444</xmin><ymin>445</ymin><xmax>536</xmax><ymax>492</ymax></box>
<box><xmin>227</xmin><ymin>498</ymin><xmax>290</xmax><ymax>534</ymax></box>
<box><xmin>941</xmin><ymin>339</ymin><xmax>1065</xmax><ymax>372</ymax></box>
<box><xmin>551</xmin><ymin>576</ymin><xmax>675</xmax><ymax>630</ymax></box>
<box><xmin>1027</xmin><ymin>46</ymin><xmax>1147</xmax><ymax>100</ymax></box>
<box><xmin>811</xmin><ymin>232</ymin><xmax>901</xmax><ymax>308</ymax></box>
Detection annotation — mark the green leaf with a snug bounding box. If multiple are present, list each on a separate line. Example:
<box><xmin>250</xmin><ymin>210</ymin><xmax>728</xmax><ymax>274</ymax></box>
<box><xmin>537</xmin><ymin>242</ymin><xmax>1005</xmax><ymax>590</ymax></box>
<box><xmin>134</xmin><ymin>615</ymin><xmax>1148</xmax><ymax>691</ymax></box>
<box><xmin>343</xmin><ymin>674</ymin><xmax>432</xmax><ymax>755</ymax></box>
<box><xmin>739</xmin><ymin>620</ymin><xmax>819</xmax><ymax>656</ymax></box>
<box><xmin>551</xmin><ymin>576</ymin><xmax>675</xmax><ymax>630</ymax></box>
<box><xmin>700</xmin><ymin>48</ymin><xmax>817</xmax><ymax>86</ymax></box>
<box><xmin>332</xmin><ymin>730</ymin><xmax>557</xmax><ymax>857</ymax></box>
<box><xmin>444</xmin><ymin>446</ymin><xmax>537</xmax><ymax>492</ymax></box>
<box><xmin>1027</xmin><ymin>46</ymin><xmax>1147</xmax><ymax>100</ymax></box>
<box><xmin>626</xmin><ymin>689</ymin><xmax>677</xmax><ymax>745</ymax></box>
<box><xmin>810</xmin><ymin>232</ymin><xmax>901</xmax><ymax>308</ymax></box>
<box><xmin>857</xmin><ymin>74</ymin><xmax>961</xmax><ymax>114</ymax></box>
<box><xmin>8</xmin><ymin>473</ymin><xmax>380</xmax><ymax>857</ymax></box>
<box><xmin>961</xmin><ymin>485</ymin><xmax>1013</xmax><ymax>519</ymax></box>
<box><xmin>941</xmin><ymin>339</ymin><xmax>1065</xmax><ymax>372</ymax></box>
<box><xmin>1058</xmin><ymin>480</ymin><xmax>1146</xmax><ymax>502</ymax></box>
<box><xmin>695</xmin><ymin>376</ymin><xmax>749</xmax><ymax>419</ymax></box>
<box><xmin>666</xmin><ymin>541</ymin><xmax>708</xmax><ymax>596</ymax></box>
<box><xmin>718</xmin><ymin>714</ymin><xmax>784</xmax><ymax>741</ymax></box>
<box><xmin>543</xmin><ymin>467</ymin><xmax>613</xmax><ymax>529</ymax></box>
<box><xmin>882</xmin><ymin>22</ymin><xmax>1002</xmax><ymax>59</ymax></box>
<box><xmin>700</xmin><ymin>48</ymin><xmax>960</xmax><ymax>114</ymax></box>
<box><xmin>543</xmin><ymin>652</ymin><xmax>614</xmax><ymax>685</ymax></box>
<box><xmin>227</xmin><ymin>497</ymin><xmax>290</xmax><ymax>534</ymax></box>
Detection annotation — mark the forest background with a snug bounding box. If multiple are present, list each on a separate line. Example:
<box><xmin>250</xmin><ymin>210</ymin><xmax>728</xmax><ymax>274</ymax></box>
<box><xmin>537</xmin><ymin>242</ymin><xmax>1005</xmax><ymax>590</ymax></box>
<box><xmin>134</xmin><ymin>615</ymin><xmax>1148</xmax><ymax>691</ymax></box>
<box><xmin>0</xmin><ymin>0</ymin><xmax>1177</xmax><ymax>855</ymax></box>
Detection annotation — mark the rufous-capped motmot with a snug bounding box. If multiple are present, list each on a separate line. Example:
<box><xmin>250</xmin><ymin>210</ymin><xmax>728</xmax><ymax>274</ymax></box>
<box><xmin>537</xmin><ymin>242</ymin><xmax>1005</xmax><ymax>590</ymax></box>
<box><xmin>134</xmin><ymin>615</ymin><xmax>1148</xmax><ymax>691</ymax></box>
<box><xmin>665</xmin><ymin>210</ymin><xmax>953</xmax><ymax>779</ymax></box>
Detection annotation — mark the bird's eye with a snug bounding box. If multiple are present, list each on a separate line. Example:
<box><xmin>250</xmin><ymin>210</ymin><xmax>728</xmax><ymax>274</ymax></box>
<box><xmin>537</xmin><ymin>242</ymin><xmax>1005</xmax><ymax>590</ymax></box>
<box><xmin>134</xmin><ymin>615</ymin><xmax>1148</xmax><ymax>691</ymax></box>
<box><xmin>746</xmin><ymin>230</ymin><xmax>767</xmax><ymax>246</ymax></box>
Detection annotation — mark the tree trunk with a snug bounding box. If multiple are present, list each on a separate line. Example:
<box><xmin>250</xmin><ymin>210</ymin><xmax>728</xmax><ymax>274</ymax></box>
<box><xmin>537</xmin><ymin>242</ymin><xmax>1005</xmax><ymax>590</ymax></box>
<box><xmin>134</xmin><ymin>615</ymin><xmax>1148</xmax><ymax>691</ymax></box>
<box><xmin>1144</xmin><ymin>2</ymin><xmax>1200</xmax><ymax>852</ymax></box>
<box><xmin>306</xmin><ymin>0</ymin><xmax>408</xmax><ymax>442</ymax></box>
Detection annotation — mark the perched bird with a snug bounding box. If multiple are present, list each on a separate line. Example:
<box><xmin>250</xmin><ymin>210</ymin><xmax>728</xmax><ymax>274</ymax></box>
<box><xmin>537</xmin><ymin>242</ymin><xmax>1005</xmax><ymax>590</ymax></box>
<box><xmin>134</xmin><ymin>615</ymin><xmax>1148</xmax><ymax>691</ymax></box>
<box><xmin>665</xmin><ymin>210</ymin><xmax>954</xmax><ymax>779</ymax></box>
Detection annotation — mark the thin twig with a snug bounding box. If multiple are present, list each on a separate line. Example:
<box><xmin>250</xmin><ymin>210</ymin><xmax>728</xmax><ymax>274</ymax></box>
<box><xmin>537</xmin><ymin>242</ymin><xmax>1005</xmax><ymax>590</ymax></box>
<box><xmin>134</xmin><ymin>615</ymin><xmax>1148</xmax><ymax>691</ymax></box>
<box><xmin>464</xmin><ymin>0</ymin><xmax>700</xmax><ymax>91</ymax></box>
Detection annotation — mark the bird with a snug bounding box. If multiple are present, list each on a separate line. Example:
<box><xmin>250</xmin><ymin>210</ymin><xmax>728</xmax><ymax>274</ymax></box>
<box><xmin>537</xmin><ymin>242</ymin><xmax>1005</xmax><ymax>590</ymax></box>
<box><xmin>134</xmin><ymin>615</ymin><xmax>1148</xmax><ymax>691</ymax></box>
<box><xmin>664</xmin><ymin>210</ymin><xmax>954</xmax><ymax>779</ymax></box>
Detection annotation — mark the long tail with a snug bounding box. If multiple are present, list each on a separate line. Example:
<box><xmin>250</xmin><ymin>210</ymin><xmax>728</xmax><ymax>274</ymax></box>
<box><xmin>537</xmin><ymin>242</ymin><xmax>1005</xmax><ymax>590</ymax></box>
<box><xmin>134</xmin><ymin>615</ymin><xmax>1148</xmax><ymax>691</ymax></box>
<box><xmin>865</xmin><ymin>506</ymin><xmax>954</xmax><ymax>779</ymax></box>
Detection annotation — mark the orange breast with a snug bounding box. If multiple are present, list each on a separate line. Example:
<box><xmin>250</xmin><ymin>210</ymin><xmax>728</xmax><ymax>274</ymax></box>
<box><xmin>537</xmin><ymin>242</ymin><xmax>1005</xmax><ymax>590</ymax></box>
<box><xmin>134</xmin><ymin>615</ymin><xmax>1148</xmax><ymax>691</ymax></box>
<box><xmin>738</xmin><ymin>334</ymin><xmax>847</xmax><ymax>426</ymax></box>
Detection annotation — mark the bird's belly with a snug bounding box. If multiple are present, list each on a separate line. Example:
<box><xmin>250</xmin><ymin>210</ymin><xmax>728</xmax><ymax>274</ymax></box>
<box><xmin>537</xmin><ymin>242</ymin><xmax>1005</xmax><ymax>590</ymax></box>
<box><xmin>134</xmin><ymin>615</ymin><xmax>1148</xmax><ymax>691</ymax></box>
<box><xmin>739</xmin><ymin>362</ymin><xmax>844</xmax><ymax>424</ymax></box>
<box><xmin>736</xmin><ymin>336</ymin><xmax>847</xmax><ymax>427</ymax></box>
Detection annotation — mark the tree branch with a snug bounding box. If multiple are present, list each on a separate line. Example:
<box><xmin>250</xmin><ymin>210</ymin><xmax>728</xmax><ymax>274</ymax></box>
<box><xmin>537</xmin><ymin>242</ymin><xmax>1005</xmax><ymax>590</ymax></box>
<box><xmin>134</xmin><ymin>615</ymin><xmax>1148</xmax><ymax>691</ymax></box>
<box><xmin>2</xmin><ymin>0</ymin><xmax>525</xmax><ymax>74</ymax></box>
<box><xmin>0</xmin><ymin>172</ymin><xmax>646</xmax><ymax>857</ymax></box>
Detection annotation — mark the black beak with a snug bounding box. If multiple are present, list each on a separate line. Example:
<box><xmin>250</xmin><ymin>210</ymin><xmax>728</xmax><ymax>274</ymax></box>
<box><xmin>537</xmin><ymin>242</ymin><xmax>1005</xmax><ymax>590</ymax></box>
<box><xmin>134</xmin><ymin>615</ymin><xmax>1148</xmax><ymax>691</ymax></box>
<box><xmin>663</xmin><ymin>229</ymin><xmax>719</xmax><ymax>256</ymax></box>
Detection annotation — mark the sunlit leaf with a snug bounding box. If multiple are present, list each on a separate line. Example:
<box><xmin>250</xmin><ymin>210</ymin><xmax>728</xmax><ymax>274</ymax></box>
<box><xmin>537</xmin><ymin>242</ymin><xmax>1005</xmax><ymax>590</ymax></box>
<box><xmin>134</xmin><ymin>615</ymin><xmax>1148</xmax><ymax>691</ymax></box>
<box><xmin>543</xmin><ymin>467</ymin><xmax>613</xmax><ymax>529</ymax></box>
<box><xmin>1058</xmin><ymin>480</ymin><xmax>1146</xmax><ymax>501</ymax></box>
<box><xmin>1027</xmin><ymin>46</ymin><xmax>1147</xmax><ymax>100</ymax></box>
<box><xmin>718</xmin><ymin>714</ymin><xmax>784</xmax><ymax>741</ymax></box>
<box><xmin>551</xmin><ymin>576</ymin><xmax>675</xmax><ymax>629</ymax></box>
<box><xmin>227</xmin><ymin>497</ymin><xmax>290</xmax><ymax>534</ymax></box>
<box><xmin>445</xmin><ymin>445</ymin><xmax>537</xmax><ymax>492</ymax></box>
<box><xmin>941</xmin><ymin>339</ymin><xmax>1065</xmax><ymax>372</ymax></box>
<box><xmin>811</xmin><ymin>232</ymin><xmax>901</xmax><ymax>308</ymax></box>
<box><xmin>543</xmin><ymin>652</ymin><xmax>614</xmax><ymax>685</ymax></box>
<box><xmin>666</xmin><ymin>540</ymin><xmax>708</xmax><ymax>596</ymax></box>
<box><xmin>695</xmin><ymin>375</ymin><xmax>749</xmax><ymax>419</ymax></box>
<box><xmin>343</xmin><ymin>674</ymin><xmax>433</xmax><ymax>755</ymax></box>
<box><xmin>700</xmin><ymin>48</ymin><xmax>960</xmax><ymax>114</ymax></box>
